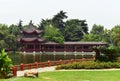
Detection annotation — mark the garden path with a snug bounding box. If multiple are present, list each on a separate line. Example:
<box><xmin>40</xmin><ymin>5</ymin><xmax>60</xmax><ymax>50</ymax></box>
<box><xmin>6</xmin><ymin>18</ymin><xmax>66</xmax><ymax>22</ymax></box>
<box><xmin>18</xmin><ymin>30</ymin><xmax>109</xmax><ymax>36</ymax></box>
<box><xmin>17</xmin><ymin>66</ymin><xmax>120</xmax><ymax>77</ymax></box>
<box><xmin>17</xmin><ymin>66</ymin><xmax>56</xmax><ymax>76</ymax></box>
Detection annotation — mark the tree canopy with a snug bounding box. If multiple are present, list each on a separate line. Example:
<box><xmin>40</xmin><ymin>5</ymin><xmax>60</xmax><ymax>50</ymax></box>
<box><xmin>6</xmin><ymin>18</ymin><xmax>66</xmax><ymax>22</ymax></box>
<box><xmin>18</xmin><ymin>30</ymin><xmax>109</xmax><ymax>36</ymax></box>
<box><xmin>39</xmin><ymin>11</ymin><xmax>88</xmax><ymax>42</ymax></box>
<box><xmin>82</xmin><ymin>24</ymin><xmax>110</xmax><ymax>43</ymax></box>
<box><xmin>0</xmin><ymin>10</ymin><xmax>120</xmax><ymax>52</ymax></box>
<box><xmin>65</xmin><ymin>19</ymin><xmax>88</xmax><ymax>41</ymax></box>
<box><xmin>43</xmin><ymin>24</ymin><xmax>64</xmax><ymax>43</ymax></box>
<box><xmin>110</xmin><ymin>25</ymin><xmax>120</xmax><ymax>47</ymax></box>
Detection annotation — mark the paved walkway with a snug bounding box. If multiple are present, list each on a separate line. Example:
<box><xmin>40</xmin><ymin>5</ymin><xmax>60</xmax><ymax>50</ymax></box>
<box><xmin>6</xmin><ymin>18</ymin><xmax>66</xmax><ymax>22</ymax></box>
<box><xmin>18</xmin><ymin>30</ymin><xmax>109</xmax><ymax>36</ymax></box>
<box><xmin>17</xmin><ymin>66</ymin><xmax>120</xmax><ymax>77</ymax></box>
<box><xmin>17</xmin><ymin>66</ymin><xmax>56</xmax><ymax>76</ymax></box>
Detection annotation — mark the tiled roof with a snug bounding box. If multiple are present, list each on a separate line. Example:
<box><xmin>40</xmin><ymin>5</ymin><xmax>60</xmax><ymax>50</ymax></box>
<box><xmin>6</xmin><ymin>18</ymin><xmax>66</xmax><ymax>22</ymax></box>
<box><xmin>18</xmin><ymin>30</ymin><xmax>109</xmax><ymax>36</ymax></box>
<box><xmin>64</xmin><ymin>42</ymin><xmax>107</xmax><ymax>45</ymax></box>
<box><xmin>21</xmin><ymin>37</ymin><xmax>44</xmax><ymax>42</ymax></box>
<box><xmin>43</xmin><ymin>42</ymin><xmax>107</xmax><ymax>45</ymax></box>
<box><xmin>21</xmin><ymin>21</ymin><xmax>43</xmax><ymax>34</ymax></box>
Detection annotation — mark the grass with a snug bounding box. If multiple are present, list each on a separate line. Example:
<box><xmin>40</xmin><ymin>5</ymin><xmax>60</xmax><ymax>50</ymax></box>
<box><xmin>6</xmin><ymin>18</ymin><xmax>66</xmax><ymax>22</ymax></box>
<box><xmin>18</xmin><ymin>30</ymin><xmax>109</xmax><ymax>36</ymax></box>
<box><xmin>1</xmin><ymin>70</ymin><xmax>120</xmax><ymax>81</ymax></box>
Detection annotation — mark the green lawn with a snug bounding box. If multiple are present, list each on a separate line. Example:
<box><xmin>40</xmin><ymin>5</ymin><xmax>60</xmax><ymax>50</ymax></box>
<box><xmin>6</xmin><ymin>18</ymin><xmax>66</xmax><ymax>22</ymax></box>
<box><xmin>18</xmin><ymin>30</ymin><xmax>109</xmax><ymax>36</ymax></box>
<box><xmin>1</xmin><ymin>70</ymin><xmax>120</xmax><ymax>81</ymax></box>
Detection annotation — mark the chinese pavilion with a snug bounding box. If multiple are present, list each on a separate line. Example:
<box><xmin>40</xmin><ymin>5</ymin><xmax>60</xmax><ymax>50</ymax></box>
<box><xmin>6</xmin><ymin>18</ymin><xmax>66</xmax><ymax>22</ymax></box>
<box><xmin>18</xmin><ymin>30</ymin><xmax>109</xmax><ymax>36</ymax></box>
<box><xmin>18</xmin><ymin>21</ymin><xmax>108</xmax><ymax>53</ymax></box>
<box><xmin>18</xmin><ymin>21</ymin><xmax>45</xmax><ymax>52</ymax></box>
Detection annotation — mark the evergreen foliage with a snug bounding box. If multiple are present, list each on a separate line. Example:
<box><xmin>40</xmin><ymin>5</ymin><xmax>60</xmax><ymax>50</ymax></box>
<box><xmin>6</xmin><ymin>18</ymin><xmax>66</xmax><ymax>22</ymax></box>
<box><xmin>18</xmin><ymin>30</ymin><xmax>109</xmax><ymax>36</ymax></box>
<box><xmin>64</xmin><ymin>19</ymin><xmax>88</xmax><ymax>41</ymax></box>
<box><xmin>93</xmin><ymin>45</ymin><xmax>118</xmax><ymax>62</ymax></box>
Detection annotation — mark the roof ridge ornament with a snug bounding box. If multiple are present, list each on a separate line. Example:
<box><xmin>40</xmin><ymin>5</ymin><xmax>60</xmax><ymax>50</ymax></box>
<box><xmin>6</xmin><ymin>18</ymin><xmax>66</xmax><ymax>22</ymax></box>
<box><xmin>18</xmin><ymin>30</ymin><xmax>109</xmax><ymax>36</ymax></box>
<box><xmin>29</xmin><ymin>20</ymin><xmax>33</xmax><ymax>25</ymax></box>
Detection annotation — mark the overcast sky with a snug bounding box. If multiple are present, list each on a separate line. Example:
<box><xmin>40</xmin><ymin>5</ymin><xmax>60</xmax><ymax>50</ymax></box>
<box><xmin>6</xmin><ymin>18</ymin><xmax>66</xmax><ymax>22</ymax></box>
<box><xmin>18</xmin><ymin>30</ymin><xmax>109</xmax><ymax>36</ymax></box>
<box><xmin>0</xmin><ymin>0</ymin><xmax>120</xmax><ymax>30</ymax></box>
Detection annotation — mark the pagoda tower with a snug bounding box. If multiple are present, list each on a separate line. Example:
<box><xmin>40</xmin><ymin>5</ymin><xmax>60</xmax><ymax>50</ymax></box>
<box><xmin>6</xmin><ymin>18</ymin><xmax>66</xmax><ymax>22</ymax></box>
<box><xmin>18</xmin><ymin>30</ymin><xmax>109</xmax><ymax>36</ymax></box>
<box><xmin>19</xmin><ymin>21</ymin><xmax>44</xmax><ymax>52</ymax></box>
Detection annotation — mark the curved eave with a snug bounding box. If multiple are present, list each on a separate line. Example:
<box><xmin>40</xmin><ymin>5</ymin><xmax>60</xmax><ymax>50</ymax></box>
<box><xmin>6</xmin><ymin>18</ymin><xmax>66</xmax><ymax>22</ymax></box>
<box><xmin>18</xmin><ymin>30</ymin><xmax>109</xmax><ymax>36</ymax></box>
<box><xmin>22</xmin><ymin>30</ymin><xmax>43</xmax><ymax>34</ymax></box>
<box><xmin>20</xmin><ymin>38</ymin><xmax>44</xmax><ymax>43</ymax></box>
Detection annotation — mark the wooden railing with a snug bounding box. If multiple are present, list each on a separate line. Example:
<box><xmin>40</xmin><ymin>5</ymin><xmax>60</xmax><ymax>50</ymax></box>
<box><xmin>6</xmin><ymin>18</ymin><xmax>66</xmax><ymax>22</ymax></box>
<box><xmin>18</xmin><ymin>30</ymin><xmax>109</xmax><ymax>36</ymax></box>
<box><xmin>12</xmin><ymin>58</ymin><xmax>95</xmax><ymax>76</ymax></box>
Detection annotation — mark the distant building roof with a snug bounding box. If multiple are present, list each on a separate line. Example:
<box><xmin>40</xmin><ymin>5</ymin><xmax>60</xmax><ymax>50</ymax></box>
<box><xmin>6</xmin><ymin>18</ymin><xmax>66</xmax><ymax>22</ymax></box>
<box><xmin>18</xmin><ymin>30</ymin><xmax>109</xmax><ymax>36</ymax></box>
<box><xmin>20</xmin><ymin>37</ymin><xmax>45</xmax><ymax>43</ymax></box>
<box><xmin>21</xmin><ymin>21</ymin><xmax>43</xmax><ymax>34</ymax></box>
<box><xmin>43</xmin><ymin>42</ymin><xmax>108</xmax><ymax>45</ymax></box>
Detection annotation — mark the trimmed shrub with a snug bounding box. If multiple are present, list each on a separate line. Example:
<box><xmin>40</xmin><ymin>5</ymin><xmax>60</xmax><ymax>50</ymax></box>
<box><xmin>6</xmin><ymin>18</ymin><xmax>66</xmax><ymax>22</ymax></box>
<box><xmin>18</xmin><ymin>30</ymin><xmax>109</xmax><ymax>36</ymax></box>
<box><xmin>56</xmin><ymin>61</ymin><xmax>120</xmax><ymax>70</ymax></box>
<box><xmin>116</xmin><ymin>57</ymin><xmax>120</xmax><ymax>63</ymax></box>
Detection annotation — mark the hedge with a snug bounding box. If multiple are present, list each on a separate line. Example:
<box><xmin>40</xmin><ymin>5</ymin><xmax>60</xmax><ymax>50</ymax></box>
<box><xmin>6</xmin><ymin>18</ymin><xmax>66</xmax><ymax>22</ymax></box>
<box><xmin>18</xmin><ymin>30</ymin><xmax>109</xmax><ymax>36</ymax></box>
<box><xmin>56</xmin><ymin>61</ymin><xmax>120</xmax><ymax>70</ymax></box>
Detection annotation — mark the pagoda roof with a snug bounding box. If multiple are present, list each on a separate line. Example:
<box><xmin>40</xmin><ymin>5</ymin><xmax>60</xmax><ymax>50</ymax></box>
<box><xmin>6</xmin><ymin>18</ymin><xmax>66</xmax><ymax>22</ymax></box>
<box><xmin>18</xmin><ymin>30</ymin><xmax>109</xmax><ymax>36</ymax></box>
<box><xmin>20</xmin><ymin>37</ymin><xmax>45</xmax><ymax>43</ymax></box>
<box><xmin>21</xmin><ymin>20</ymin><xmax>43</xmax><ymax>34</ymax></box>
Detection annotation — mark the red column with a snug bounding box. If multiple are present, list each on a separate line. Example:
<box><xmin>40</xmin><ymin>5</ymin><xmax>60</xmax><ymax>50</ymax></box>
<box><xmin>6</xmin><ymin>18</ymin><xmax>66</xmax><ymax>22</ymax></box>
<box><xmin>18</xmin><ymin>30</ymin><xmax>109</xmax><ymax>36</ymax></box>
<box><xmin>41</xmin><ymin>45</ymin><xmax>44</xmax><ymax>52</ymax></box>
<box><xmin>35</xmin><ymin>62</ymin><xmax>38</xmax><ymax>68</ymax></box>
<box><xmin>48</xmin><ymin>60</ymin><xmax>51</xmax><ymax>67</ymax></box>
<box><xmin>74</xmin><ymin>45</ymin><xmax>77</xmax><ymax>52</ymax></box>
<box><xmin>64</xmin><ymin>45</ymin><xmax>66</xmax><ymax>51</ymax></box>
<box><xmin>20</xmin><ymin>63</ymin><xmax>24</xmax><ymax>71</ymax></box>
<box><xmin>39</xmin><ymin>44</ymin><xmax>41</xmax><ymax>52</ymax></box>
<box><xmin>28</xmin><ymin>64</ymin><xmax>32</xmax><ymax>69</ymax></box>
<box><xmin>33</xmin><ymin>44</ymin><xmax>35</xmax><ymax>51</ymax></box>
<box><xmin>42</xmin><ymin>63</ymin><xmax>45</xmax><ymax>67</ymax></box>
<box><xmin>54</xmin><ymin>45</ymin><xmax>56</xmax><ymax>52</ymax></box>
<box><xmin>82</xmin><ymin>45</ymin><xmax>84</xmax><ymax>52</ymax></box>
<box><xmin>59</xmin><ymin>59</ymin><xmax>63</xmax><ymax>65</ymax></box>
<box><xmin>53</xmin><ymin>45</ymin><xmax>56</xmax><ymax>61</ymax></box>
<box><xmin>12</xmin><ymin>66</ymin><xmax>17</xmax><ymax>76</ymax></box>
